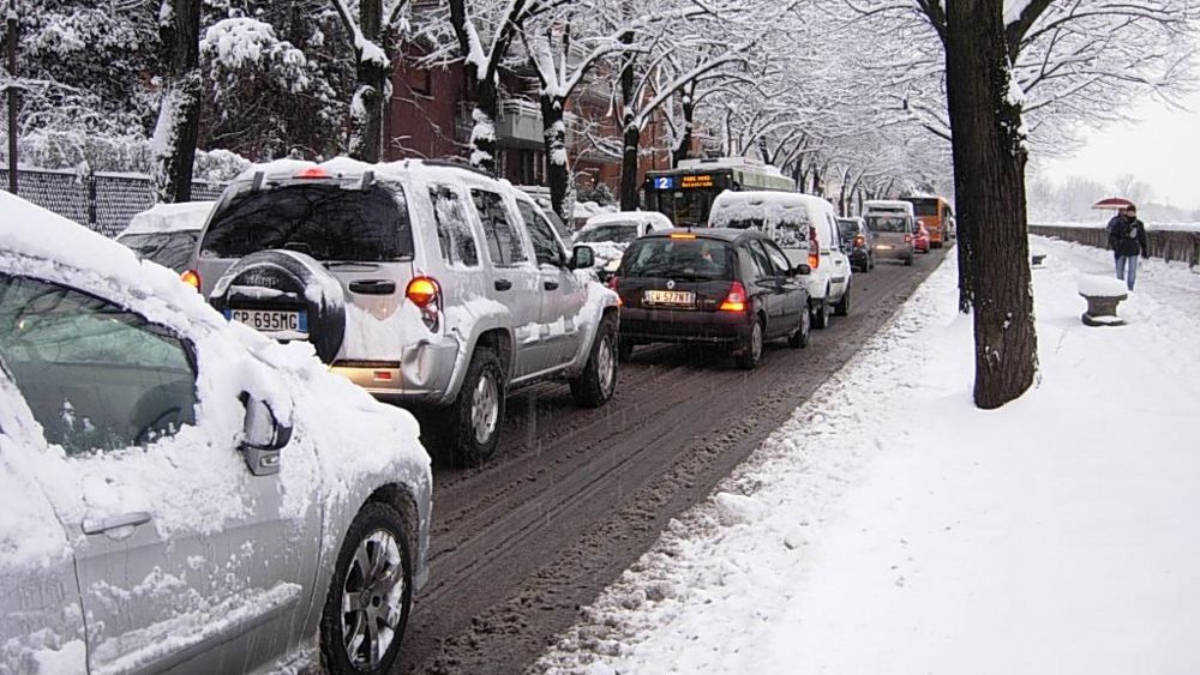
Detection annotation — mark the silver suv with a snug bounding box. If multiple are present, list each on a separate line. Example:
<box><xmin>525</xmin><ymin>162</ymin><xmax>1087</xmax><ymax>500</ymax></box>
<box><xmin>187</xmin><ymin>158</ymin><xmax>619</xmax><ymax>466</ymax></box>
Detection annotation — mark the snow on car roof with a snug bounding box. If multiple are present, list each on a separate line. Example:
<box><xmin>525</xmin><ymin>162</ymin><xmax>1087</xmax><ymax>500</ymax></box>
<box><xmin>120</xmin><ymin>201</ymin><xmax>215</xmax><ymax>236</ymax></box>
<box><xmin>582</xmin><ymin>211</ymin><xmax>674</xmax><ymax>231</ymax></box>
<box><xmin>0</xmin><ymin>191</ymin><xmax>221</xmax><ymax>330</ymax></box>
<box><xmin>708</xmin><ymin>191</ymin><xmax>826</xmax><ymax>227</ymax></box>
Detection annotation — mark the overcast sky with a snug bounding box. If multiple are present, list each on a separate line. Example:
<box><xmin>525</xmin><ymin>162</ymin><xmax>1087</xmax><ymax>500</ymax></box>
<box><xmin>1036</xmin><ymin>89</ymin><xmax>1200</xmax><ymax>211</ymax></box>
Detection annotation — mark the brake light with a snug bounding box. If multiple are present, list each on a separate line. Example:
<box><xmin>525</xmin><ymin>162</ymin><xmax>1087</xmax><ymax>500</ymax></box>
<box><xmin>406</xmin><ymin>277</ymin><xmax>440</xmax><ymax>308</ymax></box>
<box><xmin>181</xmin><ymin>269</ymin><xmax>201</xmax><ymax>291</ymax></box>
<box><xmin>608</xmin><ymin>275</ymin><xmax>623</xmax><ymax>306</ymax></box>
<box><xmin>719</xmin><ymin>281</ymin><xmax>748</xmax><ymax>312</ymax></box>
<box><xmin>904</xmin><ymin>234</ymin><xmax>913</xmax><ymax>243</ymax></box>
<box><xmin>808</xmin><ymin>226</ymin><xmax>820</xmax><ymax>269</ymax></box>
<box><xmin>295</xmin><ymin>166</ymin><xmax>330</xmax><ymax>179</ymax></box>
<box><xmin>854</xmin><ymin>235</ymin><xmax>865</xmax><ymax>247</ymax></box>
<box><xmin>669</xmin><ymin>233</ymin><xmax>697</xmax><ymax>240</ymax></box>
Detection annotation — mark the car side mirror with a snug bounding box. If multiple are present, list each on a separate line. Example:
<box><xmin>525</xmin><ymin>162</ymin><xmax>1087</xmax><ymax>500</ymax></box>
<box><xmin>240</xmin><ymin>393</ymin><xmax>292</xmax><ymax>476</ymax></box>
<box><xmin>793</xmin><ymin>263</ymin><xmax>812</xmax><ymax>276</ymax></box>
<box><xmin>571</xmin><ymin>245</ymin><xmax>596</xmax><ymax>270</ymax></box>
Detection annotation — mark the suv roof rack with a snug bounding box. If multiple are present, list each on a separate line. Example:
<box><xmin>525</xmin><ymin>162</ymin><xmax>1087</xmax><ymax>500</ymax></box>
<box><xmin>412</xmin><ymin>158</ymin><xmax>495</xmax><ymax>179</ymax></box>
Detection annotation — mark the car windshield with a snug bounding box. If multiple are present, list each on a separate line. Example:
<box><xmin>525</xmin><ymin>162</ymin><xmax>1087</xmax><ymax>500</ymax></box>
<box><xmin>117</xmin><ymin>231</ymin><xmax>200</xmax><ymax>273</ymax></box>
<box><xmin>866</xmin><ymin>215</ymin><xmax>909</xmax><ymax>233</ymax></box>
<box><xmin>576</xmin><ymin>224</ymin><xmax>640</xmax><ymax>245</ymax></box>
<box><xmin>623</xmin><ymin>238</ymin><xmax>734</xmax><ymax>280</ymax></box>
<box><xmin>200</xmin><ymin>183</ymin><xmax>414</xmax><ymax>262</ymax></box>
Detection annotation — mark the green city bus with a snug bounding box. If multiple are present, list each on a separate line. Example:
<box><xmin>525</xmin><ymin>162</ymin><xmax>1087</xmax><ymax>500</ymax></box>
<box><xmin>644</xmin><ymin>158</ymin><xmax>796</xmax><ymax>227</ymax></box>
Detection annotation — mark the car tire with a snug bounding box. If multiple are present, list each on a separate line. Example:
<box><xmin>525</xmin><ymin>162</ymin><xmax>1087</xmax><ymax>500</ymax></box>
<box><xmin>788</xmin><ymin>303</ymin><xmax>811</xmax><ymax>349</ymax></box>
<box><xmin>320</xmin><ymin>502</ymin><xmax>414</xmax><ymax>675</ymax></box>
<box><xmin>571</xmin><ymin>313</ymin><xmax>618</xmax><ymax>408</ymax></box>
<box><xmin>736</xmin><ymin>317</ymin><xmax>765</xmax><ymax>370</ymax></box>
<box><xmin>812</xmin><ymin>296</ymin><xmax>830</xmax><ymax>330</ymax></box>
<box><xmin>834</xmin><ymin>285</ymin><xmax>851</xmax><ymax>316</ymax></box>
<box><xmin>862</xmin><ymin>258</ymin><xmax>872</xmax><ymax>274</ymax></box>
<box><xmin>443</xmin><ymin>348</ymin><xmax>505</xmax><ymax>467</ymax></box>
<box><xmin>209</xmin><ymin>250</ymin><xmax>346</xmax><ymax>363</ymax></box>
<box><xmin>904</xmin><ymin>255</ymin><xmax>914</xmax><ymax>267</ymax></box>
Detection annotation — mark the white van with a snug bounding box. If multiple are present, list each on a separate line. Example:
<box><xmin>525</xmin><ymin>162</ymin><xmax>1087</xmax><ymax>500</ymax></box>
<box><xmin>707</xmin><ymin>191</ymin><xmax>852</xmax><ymax>328</ymax></box>
<box><xmin>863</xmin><ymin>199</ymin><xmax>915</xmax><ymax>219</ymax></box>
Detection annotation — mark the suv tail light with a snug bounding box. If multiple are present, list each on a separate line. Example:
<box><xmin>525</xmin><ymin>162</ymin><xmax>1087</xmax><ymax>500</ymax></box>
<box><xmin>608</xmin><ymin>275</ymin><xmax>623</xmax><ymax>306</ymax></box>
<box><xmin>719</xmin><ymin>281</ymin><xmax>748</xmax><ymax>312</ymax></box>
<box><xmin>904</xmin><ymin>233</ymin><xmax>913</xmax><ymax>243</ymax></box>
<box><xmin>181</xmin><ymin>269</ymin><xmax>201</xmax><ymax>291</ymax></box>
<box><xmin>854</xmin><ymin>234</ymin><xmax>865</xmax><ymax>247</ymax></box>
<box><xmin>406</xmin><ymin>276</ymin><xmax>441</xmax><ymax>331</ymax></box>
<box><xmin>808</xmin><ymin>226</ymin><xmax>820</xmax><ymax>270</ymax></box>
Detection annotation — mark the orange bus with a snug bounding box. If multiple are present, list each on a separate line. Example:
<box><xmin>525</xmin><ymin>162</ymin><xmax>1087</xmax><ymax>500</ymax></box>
<box><xmin>900</xmin><ymin>196</ymin><xmax>955</xmax><ymax>248</ymax></box>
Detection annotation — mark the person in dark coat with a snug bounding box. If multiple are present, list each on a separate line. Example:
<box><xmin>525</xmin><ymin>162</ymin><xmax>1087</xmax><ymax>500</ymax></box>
<box><xmin>1107</xmin><ymin>204</ymin><xmax>1149</xmax><ymax>291</ymax></box>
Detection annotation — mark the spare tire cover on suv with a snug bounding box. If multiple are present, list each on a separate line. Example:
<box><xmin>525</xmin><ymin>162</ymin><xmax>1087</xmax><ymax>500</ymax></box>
<box><xmin>209</xmin><ymin>250</ymin><xmax>346</xmax><ymax>363</ymax></box>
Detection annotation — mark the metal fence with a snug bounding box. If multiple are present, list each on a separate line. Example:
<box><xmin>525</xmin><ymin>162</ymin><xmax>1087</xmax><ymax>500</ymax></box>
<box><xmin>1029</xmin><ymin>224</ymin><xmax>1200</xmax><ymax>268</ymax></box>
<box><xmin>0</xmin><ymin>167</ymin><xmax>225</xmax><ymax>238</ymax></box>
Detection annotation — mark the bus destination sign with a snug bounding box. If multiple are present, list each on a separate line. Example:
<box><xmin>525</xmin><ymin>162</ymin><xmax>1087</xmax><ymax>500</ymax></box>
<box><xmin>680</xmin><ymin>174</ymin><xmax>715</xmax><ymax>189</ymax></box>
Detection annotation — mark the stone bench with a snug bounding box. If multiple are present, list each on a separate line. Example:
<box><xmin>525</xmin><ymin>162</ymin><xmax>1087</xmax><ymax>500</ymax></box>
<box><xmin>1078</xmin><ymin>275</ymin><xmax>1128</xmax><ymax>327</ymax></box>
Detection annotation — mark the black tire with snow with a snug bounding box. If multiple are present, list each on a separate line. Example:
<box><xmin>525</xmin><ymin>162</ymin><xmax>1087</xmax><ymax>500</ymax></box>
<box><xmin>209</xmin><ymin>250</ymin><xmax>346</xmax><ymax>363</ymax></box>
<box><xmin>571</xmin><ymin>312</ymin><xmax>619</xmax><ymax>407</ymax></box>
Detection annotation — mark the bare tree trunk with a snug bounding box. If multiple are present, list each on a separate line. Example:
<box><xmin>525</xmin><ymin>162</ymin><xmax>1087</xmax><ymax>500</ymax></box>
<box><xmin>6</xmin><ymin>9</ymin><xmax>17</xmax><ymax>195</ymax></box>
<box><xmin>449</xmin><ymin>0</ymin><xmax>502</xmax><ymax>173</ymax></box>
<box><xmin>672</xmin><ymin>89</ymin><xmax>695</xmax><ymax>167</ymax></box>
<box><xmin>944</xmin><ymin>0</ymin><xmax>1037</xmax><ymax>409</ymax></box>
<box><xmin>152</xmin><ymin>0</ymin><xmax>201</xmax><ymax>203</ymax></box>
<box><xmin>348</xmin><ymin>0</ymin><xmax>387</xmax><ymax>162</ymax></box>
<box><xmin>618</xmin><ymin>31</ymin><xmax>640</xmax><ymax>211</ymax></box>
<box><xmin>540</xmin><ymin>94</ymin><xmax>570</xmax><ymax>222</ymax></box>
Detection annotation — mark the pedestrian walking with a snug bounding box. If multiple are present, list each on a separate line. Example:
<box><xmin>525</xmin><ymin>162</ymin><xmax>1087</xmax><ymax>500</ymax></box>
<box><xmin>1107</xmin><ymin>204</ymin><xmax>1148</xmax><ymax>291</ymax></box>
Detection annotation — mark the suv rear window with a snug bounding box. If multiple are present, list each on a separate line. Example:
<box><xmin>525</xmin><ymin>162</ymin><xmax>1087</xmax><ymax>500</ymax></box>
<box><xmin>866</xmin><ymin>215</ymin><xmax>910</xmax><ymax>233</ymax></box>
<box><xmin>200</xmin><ymin>183</ymin><xmax>413</xmax><ymax>262</ymax></box>
<box><xmin>624</xmin><ymin>238</ymin><xmax>734</xmax><ymax>280</ymax></box>
<box><xmin>576</xmin><ymin>224</ymin><xmax>639</xmax><ymax>245</ymax></box>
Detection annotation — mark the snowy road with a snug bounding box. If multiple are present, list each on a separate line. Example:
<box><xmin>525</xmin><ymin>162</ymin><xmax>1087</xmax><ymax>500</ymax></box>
<box><xmin>395</xmin><ymin>249</ymin><xmax>950</xmax><ymax>674</ymax></box>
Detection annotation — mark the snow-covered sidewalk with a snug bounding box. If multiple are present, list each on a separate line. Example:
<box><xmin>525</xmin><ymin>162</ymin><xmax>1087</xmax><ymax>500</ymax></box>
<box><xmin>535</xmin><ymin>237</ymin><xmax>1200</xmax><ymax>675</ymax></box>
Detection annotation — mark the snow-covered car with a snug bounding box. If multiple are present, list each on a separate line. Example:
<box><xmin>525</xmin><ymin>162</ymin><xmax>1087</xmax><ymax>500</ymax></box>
<box><xmin>115</xmin><ymin>201</ymin><xmax>214</xmax><ymax>273</ymax></box>
<box><xmin>707</xmin><ymin>191</ymin><xmax>852</xmax><ymax>327</ymax></box>
<box><xmin>0</xmin><ymin>192</ymin><xmax>432</xmax><ymax>675</ymax></box>
<box><xmin>573</xmin><ymin>211</ymin><xmax>675</xmax><ymax>281</ymax></box>
<box><xmin>187</xmin><ymin>158</ymin><xmax>620</xmax><ymax>467</ymax></box>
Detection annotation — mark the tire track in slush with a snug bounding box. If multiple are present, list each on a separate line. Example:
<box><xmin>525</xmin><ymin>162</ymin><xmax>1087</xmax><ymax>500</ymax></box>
<box><xmin>397</xmin><ymin>252</ymin><xmax>947</xmax><ymax>674</ymax></box>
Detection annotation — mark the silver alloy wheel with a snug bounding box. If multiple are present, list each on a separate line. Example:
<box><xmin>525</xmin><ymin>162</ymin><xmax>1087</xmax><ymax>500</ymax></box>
<box><xmin>471</xmin><ymin>371</ymin><xmax>499</xmax><ymax>445</ymax></box>
<box><xmin>751</xmin><ymin>321</ymin><xmax>763</xmax><ymax>361</ymax></box>
<box><xmin>597</xmin><ymin>333</ymin><xmax>616</xmax><ymax>396</ymax></box>
<box><xmin>341</xmin><ymin>529</ymin><xmax>405</xmax><ymax>670</ymax></box>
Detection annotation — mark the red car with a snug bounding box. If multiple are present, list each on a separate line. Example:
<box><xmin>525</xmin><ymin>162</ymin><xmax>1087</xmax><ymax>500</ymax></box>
<box><xmin>914</xmin><ymin>224</ymin><xmax>931</xmax><ymax>253</ymax></box>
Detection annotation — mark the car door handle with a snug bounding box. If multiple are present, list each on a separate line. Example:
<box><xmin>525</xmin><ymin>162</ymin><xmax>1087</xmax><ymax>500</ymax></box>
<box><xmin>494</xmin><ymin>279</ymin><xmax>513</xmax><ymax>292</ymax></box>
<box><xmin>544</xmin><ymin>280</ymin><xmax>559</xmax><ymax>291</ymax></box>
<box><xmin>82</xmin><ymin>511</ymin><xmax>152</xmax><ymax>535</ymax></box>
<box><xmin>349</xmin><ymin>279</ymin><xmax>397</xmax><ymax>295</ymax></box>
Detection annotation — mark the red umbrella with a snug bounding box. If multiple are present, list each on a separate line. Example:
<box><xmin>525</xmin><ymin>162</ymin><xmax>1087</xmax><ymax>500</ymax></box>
<box><xmin>1092</xmin><ymin>197</ymin><xmax>1134</xmax><ymax>210</ymax></box>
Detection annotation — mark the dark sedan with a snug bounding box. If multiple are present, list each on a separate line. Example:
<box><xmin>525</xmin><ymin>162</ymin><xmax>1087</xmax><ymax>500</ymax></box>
<box><xmin>611</xmin><ymin>229</ymin><xmax>811</xmax><ymax>369</ymax></box>
<box><xmin>837</xmin><ymin>216</ymin><xmax>876</xmax><ymax>273</ymax></box>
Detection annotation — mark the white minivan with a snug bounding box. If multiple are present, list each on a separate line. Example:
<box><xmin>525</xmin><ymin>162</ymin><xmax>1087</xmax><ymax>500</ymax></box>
<box><xmin>707</xmin><ymin>191</ymin><xmax>852</xmax><ymax>328</ymax></box>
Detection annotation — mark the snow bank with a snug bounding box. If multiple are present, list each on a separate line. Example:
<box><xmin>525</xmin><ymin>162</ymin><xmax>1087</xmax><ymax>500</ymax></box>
<box><xmin>537</xmin><ymin>235</ymin><xmax>1200</xmax><ymax>675</ymax></box>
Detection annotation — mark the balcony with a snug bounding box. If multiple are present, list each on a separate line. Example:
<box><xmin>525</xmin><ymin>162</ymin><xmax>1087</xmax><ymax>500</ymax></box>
<box><xmin>455</xmin><ymin>100</ymin><xmax>582</xmax><ymax>149</ymax></box>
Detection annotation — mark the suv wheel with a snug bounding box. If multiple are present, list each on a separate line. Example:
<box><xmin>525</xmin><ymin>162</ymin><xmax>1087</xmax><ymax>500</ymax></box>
<box><xmin>834</xmin><ymin>285</ymin><xmax>851</xmax><ymax>316</ymax></box>
<box><xmin>788</xmin><ymin>303</ymin><xmax>811</xmax><ymax>349</ymax></box>
<box><xmin>812</xmin><ymin>296</ymin><xmax>830</xmax><ymax>330</ymax></box>
<box><xmin>444</xmin><ymin>348</ymin><xmax>505</xmax><ymax>467</ymax></box>
<box><xmin>320</xmin><ymin>502</ymin><xmax>413</xmax><ymax>675</ymax></box>
<box><xmin>736</xmin><ymin>317</ymin><xmax>765</xmax><ymax>370</ymax></box>
<box><xmin>571</xmin><ymin>313</ymin><xmax>618</xmax><ymax>407</ymax></box>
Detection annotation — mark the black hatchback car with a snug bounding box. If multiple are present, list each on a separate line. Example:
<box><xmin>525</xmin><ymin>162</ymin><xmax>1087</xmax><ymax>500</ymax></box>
<box><xmin>612</xmin><ymin>228</ymin><xmax>811</xmax><ymax>369</ymax></box>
